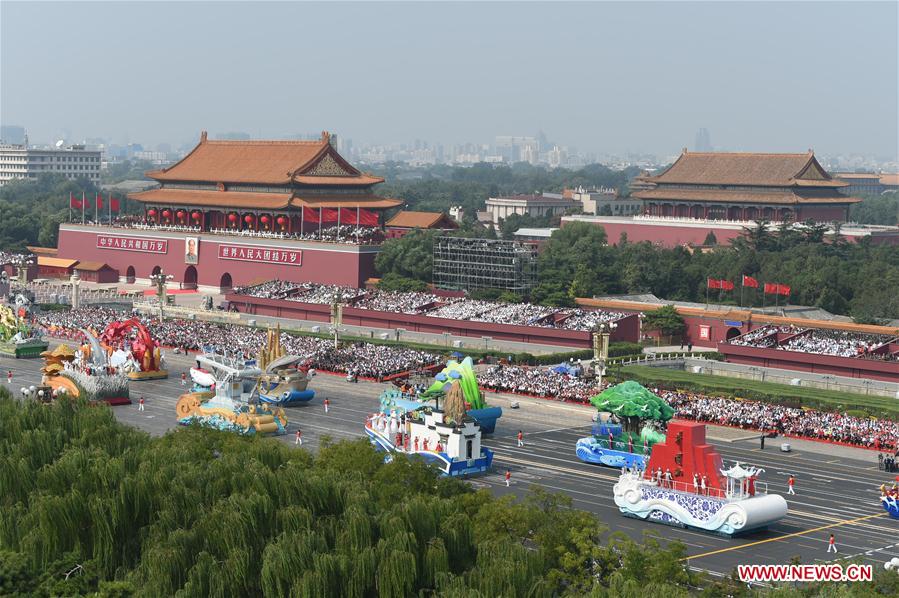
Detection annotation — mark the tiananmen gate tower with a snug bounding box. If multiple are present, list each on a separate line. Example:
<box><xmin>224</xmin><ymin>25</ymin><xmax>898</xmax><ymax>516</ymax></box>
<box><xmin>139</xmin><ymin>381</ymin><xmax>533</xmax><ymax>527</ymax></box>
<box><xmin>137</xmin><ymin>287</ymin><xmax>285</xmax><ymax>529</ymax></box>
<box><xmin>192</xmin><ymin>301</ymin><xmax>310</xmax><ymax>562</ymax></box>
<box><xmin>56</xmin><ymin>131</ymin><xmax>403</xmax><ymax>291</ymax></box>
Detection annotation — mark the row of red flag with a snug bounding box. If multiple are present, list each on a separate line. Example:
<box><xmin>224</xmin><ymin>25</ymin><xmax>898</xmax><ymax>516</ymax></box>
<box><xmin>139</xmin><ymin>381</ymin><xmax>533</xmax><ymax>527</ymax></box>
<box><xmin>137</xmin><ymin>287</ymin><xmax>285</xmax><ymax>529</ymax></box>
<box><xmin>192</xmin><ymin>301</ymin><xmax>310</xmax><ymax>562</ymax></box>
<box><xmin>69</xmin><ymin>192</ymin><xmax>120</xmax><ymax>212</ymax></box>
<box><xmin>707</xmin><ymin>275</ymin><xmax>790</xmax><ymax>296</ymax></box>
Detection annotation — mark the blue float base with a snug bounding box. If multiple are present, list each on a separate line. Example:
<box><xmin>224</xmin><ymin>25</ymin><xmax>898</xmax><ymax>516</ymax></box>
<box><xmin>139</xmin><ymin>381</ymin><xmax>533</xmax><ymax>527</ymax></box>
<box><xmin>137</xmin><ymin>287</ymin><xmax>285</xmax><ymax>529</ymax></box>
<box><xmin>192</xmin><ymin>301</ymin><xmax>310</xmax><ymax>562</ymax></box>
<box><xmin>258</xmin><ymin>389</ymin><xmax>316</xmax><ymax>405</ymax></box>
<box><xmin>576</xmin><ymin>437</ymin><xmax>648</xmax><ymax>469</ymax></box>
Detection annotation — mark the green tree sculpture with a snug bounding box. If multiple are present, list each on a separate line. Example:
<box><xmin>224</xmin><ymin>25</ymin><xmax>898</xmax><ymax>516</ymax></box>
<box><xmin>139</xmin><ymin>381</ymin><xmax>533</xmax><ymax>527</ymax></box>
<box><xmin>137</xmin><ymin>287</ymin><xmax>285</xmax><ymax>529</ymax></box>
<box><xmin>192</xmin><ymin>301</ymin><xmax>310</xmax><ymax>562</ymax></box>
<box><xmin>589</xmin><ymin>381</ymin><xmax>674</xmax><ymax>436</ymax></box>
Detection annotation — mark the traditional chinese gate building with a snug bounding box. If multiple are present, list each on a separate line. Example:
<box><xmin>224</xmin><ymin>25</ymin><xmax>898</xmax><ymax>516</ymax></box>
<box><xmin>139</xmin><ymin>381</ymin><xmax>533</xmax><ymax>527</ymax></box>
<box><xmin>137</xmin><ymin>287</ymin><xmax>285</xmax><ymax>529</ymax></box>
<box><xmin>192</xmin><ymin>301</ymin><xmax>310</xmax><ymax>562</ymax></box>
<box><xmin>56</xmin><ymin>131</ymin><xmax>402</xmax><ymax>291</ymax></box>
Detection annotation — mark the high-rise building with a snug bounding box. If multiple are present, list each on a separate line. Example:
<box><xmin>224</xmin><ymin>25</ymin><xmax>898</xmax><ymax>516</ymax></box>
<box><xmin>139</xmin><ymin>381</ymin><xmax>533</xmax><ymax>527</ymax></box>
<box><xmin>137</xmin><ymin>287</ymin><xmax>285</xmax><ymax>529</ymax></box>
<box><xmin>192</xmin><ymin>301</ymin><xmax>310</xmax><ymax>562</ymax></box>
<box><xmin>0</xmin><ymin>125</ymin><xmax>26</xmax><ymax>145</ymax></box>
<box><xmin>694</xmin><ymin>128</ymin><xmax>712</xmax><ymax>152</ymax></box>
<box><xmin>0</xmin><ymin>143</ymin><xmax>102</xmax><ymax>186</ymax></box>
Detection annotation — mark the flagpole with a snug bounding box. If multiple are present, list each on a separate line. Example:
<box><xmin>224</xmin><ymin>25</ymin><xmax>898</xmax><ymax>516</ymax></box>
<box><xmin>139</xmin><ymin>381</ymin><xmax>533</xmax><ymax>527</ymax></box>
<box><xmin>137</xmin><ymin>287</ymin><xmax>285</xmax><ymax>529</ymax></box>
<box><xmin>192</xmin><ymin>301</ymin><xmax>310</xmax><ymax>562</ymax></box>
<box><xmin>81</xmin><ymin>191</ymin><xmax>85</xmax><ymax>224</ymax></box>
<box><xmin>740</xmin><ymin>277</ymin><xmax>744</xmax><ymax>308</ymax></box>
<box><xmin>705</xmin><ymin>279</ymin><xmax>709</xmax><ymax>309</ymax></box>
<box><xmin>94</xmin><ymin>192</ymin><xmax>98</xmax><ymax>223</ymax></box>
<box><xmin>69</xmin><ymin>192</ymin><xmax>72</xmax><ymax>222</ymax></box>
<box><xmin>108</xmin><ymin>194</ymin><xmax>112</xmax><ymax>223</ymax></box>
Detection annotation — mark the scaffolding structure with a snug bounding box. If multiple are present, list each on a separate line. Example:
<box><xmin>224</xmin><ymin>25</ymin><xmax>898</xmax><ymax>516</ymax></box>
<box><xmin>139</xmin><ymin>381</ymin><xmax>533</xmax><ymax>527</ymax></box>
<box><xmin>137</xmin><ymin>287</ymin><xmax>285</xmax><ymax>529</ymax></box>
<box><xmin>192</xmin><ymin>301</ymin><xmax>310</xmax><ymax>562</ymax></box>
<box><xmin>433</xmin><ymin>237</ymin><xmax>537</xmax><ymax>293</ymax></box>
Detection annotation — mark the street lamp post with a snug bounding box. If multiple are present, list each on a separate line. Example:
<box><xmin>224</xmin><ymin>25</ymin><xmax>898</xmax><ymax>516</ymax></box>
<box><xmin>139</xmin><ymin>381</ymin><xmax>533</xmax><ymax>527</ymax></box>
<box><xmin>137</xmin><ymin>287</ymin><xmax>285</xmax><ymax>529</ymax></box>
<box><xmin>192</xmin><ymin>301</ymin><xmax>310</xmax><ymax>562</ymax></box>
<box><xmin>149</xmin><ymin>270</ymin><xmax>174</xmax><ymax>321</ymax></box>
<box><xmin>592</xmin><ymin>320</ymin><xmax>618</xmax><ymax>386</ymax></box>
<box><xmin>330</xmin><ymin>292</ymin><xmax>344</xmax><ymax>349</ymax></box>
<box><xmin>11</xmin><ymin>255</ymin><xmax>35</xmax><ymax>285</ymax></box>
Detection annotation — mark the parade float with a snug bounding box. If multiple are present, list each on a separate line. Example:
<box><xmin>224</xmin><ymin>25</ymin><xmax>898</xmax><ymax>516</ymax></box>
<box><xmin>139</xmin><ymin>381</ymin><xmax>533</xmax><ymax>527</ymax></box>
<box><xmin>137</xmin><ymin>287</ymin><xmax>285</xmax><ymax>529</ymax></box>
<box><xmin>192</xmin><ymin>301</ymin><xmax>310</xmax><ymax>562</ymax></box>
<box><xmin>365</xmin><ymin>380</ymin><xmax>494</xmax><ymax>477</ymax></box>
<box><xmin>419</xmin><ymin>357</ymin><xmax>502</xmax><ymax>433</ymax></box>
<box><xmin>0</xmin><ymin>304</ymin><xmax>48</xmax><ymax>358</ymax></box>
<box><xmin>613</xmin><ymin>420</ymin><xmax>788</xmax><ymax>536</ymax></box>
<box><xmin>255</xmin><ymin>325</ymin><xmax>315</xmax><ymax>405</ymax></box>
<box><xmin>575</xmin><ymin>381</ymin><xmax>671</xmax><ymax>469</ymax></box>
<box><xmin>35</xmin><ymin>329</ymin><xmax>131</xmax><ymax>405</ymax></box>
<box><xmin>39</xmin><ymin>344</ymin><xmax>80</xmax><ymax>398</ymax></box>
<box><xmin>175</xmin><ymin>353</ymin><xmax>288</xmax><ymax>435</ymax></box>
<box><xmin>882</xmin><ymin>482</ymin><xmax>899</xmax><ymax>520</ymax></box>
<box><xmin>98</xmin><ymin>317</ymin><xmax>168</xmax><ymax>380</ymax></box>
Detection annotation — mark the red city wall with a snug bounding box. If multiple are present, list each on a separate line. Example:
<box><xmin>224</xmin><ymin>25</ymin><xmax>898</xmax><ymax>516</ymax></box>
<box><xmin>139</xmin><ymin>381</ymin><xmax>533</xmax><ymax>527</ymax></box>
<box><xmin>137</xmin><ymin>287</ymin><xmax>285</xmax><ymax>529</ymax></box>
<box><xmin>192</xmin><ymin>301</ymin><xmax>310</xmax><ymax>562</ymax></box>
<box><xmin>56</xmin><ymin>225</ymin><xmax>378</xmax><ymax>289</ymax></box>
<box><xmin>717</xmin><ymin>342</ymin><xmax>899</xmax><ymax>383</ymax></box>
<box><xmin>223</xmin><ymin>294</ymin><xmax>642</xmax><ymax>348</ymax></box>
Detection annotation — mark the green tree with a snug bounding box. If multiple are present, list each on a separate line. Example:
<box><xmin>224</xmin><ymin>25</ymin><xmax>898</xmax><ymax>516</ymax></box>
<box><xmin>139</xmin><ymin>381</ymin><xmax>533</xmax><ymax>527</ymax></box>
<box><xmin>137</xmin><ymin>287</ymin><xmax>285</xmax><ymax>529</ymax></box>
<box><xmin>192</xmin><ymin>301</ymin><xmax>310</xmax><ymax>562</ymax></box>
<box><xmin>641</xmin><ymin>305</ymin><xmax>686</xmax><ymax>338</ymax></box>
<box><xmin>589</xmin><ymin>381</ymin><xmax>675</xmax><ymax>436</ymax></box>
<box><xmin>374</xmin><ymin>229</ymin><xmax>437</xmax><ymax>282</ymax></box>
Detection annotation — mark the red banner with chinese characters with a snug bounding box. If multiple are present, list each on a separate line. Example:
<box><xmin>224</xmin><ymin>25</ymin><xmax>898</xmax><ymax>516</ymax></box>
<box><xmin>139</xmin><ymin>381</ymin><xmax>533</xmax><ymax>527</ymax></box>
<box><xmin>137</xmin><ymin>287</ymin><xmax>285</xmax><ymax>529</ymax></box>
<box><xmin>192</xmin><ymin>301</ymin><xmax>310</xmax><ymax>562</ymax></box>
<box><xmin>97</xmin><ymin>234</ymin><xmax>168</xmax><ymax>253</ymax></box>
<box><xmin>218</xmin><ymin>244</ymin><xmax>303</xmax><ymax>266</ymax></box>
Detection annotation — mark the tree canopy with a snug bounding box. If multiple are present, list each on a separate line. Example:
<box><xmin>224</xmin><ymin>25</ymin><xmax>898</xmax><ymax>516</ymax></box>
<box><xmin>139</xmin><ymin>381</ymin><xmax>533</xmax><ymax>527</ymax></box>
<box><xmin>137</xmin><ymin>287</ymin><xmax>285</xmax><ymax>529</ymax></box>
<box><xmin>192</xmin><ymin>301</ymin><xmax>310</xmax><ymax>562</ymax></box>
<box><xmin>590</xmin><ymin>381</ymin><xmax>675</xmax><ymax>434</ymax></box>
<box><xmin>642</xmin><ymin>305</ymin><xmax>687</xmax><ymax>337</ymax></box>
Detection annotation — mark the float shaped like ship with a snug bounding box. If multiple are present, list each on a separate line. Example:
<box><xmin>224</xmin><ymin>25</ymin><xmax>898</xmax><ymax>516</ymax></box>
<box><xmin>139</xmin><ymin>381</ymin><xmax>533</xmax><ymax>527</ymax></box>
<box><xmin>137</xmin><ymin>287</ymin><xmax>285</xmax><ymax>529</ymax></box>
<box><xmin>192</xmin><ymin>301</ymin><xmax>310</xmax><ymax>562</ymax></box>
<box><xmin>254</xmin><ymin>325</ymin><xmax>315</xmax><ymax>404</ymax></box>
<box><xmin>613</xmin><ymin>421</ymin><xmax>788</xmax><ymax>536</ymax></box>
<box><xmin>365</xmin><ymin>385</ymin><xmax>493</xmax><ymax>477</ymax></box>
<box><xmin>176</xmin><ymin>353</ymin><xmax>287</xmax><ymax>435</ymax></box>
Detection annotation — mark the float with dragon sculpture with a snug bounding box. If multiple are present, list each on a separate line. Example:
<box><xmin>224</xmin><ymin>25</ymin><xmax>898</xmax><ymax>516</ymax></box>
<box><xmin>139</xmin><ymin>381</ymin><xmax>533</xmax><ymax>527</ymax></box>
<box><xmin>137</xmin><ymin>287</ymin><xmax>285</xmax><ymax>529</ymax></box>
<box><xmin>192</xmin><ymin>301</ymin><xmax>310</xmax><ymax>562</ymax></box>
<box><xmin>98</xmin><ymin>317</ymin><xmax>168</xmax><ymax>380</ymax></box>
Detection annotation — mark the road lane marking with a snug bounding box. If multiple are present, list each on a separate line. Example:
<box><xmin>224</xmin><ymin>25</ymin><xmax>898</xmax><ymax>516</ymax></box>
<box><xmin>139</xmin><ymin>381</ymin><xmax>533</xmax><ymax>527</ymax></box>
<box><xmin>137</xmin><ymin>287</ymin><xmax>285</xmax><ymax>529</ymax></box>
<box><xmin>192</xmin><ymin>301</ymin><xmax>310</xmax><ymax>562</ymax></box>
<box><xmin>681</xmin><ymin>512</ymin><xmax>888</xmax><ymax>562</ymax></box>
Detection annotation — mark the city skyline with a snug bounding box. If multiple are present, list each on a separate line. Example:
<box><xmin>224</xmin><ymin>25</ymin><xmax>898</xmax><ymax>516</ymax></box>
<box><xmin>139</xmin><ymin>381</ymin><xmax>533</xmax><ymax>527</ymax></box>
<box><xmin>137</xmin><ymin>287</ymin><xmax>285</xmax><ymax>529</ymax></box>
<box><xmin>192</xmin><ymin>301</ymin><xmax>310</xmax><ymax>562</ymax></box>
<box><xmin>2</xmin><ymin>2</ymin><xmax>897</xmax><ymax>160</ymax></box>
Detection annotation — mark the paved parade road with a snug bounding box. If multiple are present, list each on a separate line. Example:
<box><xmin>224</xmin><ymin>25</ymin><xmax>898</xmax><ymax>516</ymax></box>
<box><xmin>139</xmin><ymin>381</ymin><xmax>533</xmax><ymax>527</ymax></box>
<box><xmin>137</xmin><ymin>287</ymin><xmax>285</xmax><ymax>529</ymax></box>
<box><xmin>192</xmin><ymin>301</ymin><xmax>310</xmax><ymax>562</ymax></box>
<box><xmin>4</xmin><ymin>350</ymin><xmax>897</xmax><ymax>580</ymax></box>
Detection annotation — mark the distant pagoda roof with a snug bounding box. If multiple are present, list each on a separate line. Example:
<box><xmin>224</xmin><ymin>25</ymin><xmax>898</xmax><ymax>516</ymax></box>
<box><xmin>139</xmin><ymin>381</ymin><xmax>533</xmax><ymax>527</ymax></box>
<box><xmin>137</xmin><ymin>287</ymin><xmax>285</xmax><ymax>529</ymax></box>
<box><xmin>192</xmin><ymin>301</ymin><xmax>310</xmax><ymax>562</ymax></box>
<box><xmin>131</xmin><ymin>130</ymin><xmax>402</xmax><ymax>211</ymax></box>
<box><xmin>645</xmin><ymin>150</ymin><xmax>847</xmax><ymax>188</ymax></box>
<box><xmin>146</xmin><ymin>130</ymin><xmax>383</xmax><ymax>187</ymax></box>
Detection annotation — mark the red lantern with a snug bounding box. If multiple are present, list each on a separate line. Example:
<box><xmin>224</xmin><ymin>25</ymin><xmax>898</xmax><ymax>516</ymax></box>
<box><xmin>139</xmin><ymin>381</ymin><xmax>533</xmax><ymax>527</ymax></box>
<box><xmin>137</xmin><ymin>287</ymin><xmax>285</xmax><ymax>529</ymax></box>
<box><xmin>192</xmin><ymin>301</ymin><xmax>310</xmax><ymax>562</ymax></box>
<box><xmin>244</xmin><ymin>214</ymin><xmax>254</xmax><ymax>224</ymax></box>
<box><xmin>260</xmin><ymin>215</ymin><xmax>269</xmax><ymax>224</ymax></box>
<box><xmin>276</xmin><ymin>216</ymin><xmax>286</xmax><ymax>225</ymax></box>
<box><xmin>147</xmin><ymin>209</ymin><xmax>157</xmax><ymax>217</ymax></box>
<box><xmin>162</xmin><ymin>209</ymin><xmax>171</xmax><ymax>218</ymax></box>
<box><xmin>191</xmin><ymin>211</ymin><xmax>201</xmax><ymax>221</ymax></box>
<box><xmin>228</xmin><ymin>213</ymin><xmax>237</xmax><ymax>223</ymax></box>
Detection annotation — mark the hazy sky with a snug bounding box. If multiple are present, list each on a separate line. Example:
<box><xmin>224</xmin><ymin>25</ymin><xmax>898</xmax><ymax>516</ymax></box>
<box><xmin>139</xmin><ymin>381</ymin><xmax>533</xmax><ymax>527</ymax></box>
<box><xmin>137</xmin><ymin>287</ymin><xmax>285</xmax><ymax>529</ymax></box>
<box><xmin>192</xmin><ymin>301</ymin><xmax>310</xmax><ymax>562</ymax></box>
<box><xmin>2</xmin><ymin>1</ymin><xmax>897</xmax><ymax>158</ymax></box>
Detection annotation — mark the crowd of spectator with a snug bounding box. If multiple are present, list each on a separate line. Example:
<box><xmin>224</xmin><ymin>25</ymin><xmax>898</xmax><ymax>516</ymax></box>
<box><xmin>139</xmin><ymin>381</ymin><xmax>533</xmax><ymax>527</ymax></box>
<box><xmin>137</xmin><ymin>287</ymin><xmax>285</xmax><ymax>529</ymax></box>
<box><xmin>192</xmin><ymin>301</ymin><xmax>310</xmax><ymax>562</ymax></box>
<box><xmin>728</xmin><ymin>325</ymin><xmax>799</xmax><ymax>348</ymax></box>
<box><xmin>666</xmin><ymin>389</ymin><xmax>898</xmax><ymax>451</ymax></box>
<box><xmin>479</xmin><ymin>365</ymin><xmax>598</xmax><ymax>402</ymax></box>
<box><xmin>104</xmin><ymin>219</ymin><xmax>382</xmax><ymax>245</ymax></box>
<box><xmin>780</xmin><ymin>329</ymin><xmax>896</xmax><ymax>359</ymax></box>
<box><xmin>557</xmin><ymin>308</ymin><xmax>630</xmax><ymax>331</ymax></box>
<box><xmin>728</xmin><ymin>325</ymin><xmax>898</xmax><ymax>361</ymax></box>
<box><xmin>27</xmin><ymin>304</ymin><xmax>899</xmax><ymax>451</ymax></box>
<box><xmin>231</xmin><ymin>282</ymin><xmax>630</xmax><ymax>332</ymax></box>
<box><xmin>0</xmin><ymin>251</ymin><xmax>30</xmax><ymax>266</ymax></box>
<box><xmin>354</xmin><ymin>290</ymin><xmax>439</xmax><ymax>314</ymax></box>
<box><xmin>33</xmin><ymin>308</ymin><xmax>439</xmax><ymax>379</ymax></box>
<box><xmin>473</xmin><ymin>364</ymin><xmax>898</xmax><ymax>451</ymax></box>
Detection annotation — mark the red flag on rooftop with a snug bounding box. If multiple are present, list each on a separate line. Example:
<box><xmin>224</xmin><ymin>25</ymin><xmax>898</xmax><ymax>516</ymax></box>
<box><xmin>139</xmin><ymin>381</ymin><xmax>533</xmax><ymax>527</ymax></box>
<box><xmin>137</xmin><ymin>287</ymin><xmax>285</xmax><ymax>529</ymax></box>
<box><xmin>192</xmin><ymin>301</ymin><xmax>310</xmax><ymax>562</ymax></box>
<box><xmin>96</xmin><ymin>193</ymin><xmax>104</xmax><ymax>210</ymax></box>
<box><xmin>110</xmin><ymin>197</ymin><xmax>120</xmax><ymax>212</ymax></box>
<box><xmin>763</xmin><ymin>282</ymin><xmax>777</xmax><ymax>294</ymax></box>
<box><xmin>721</xmin><ymin>279</ymin><xmax>735</xmax><ymax>291</ymax></box>
<box><xmin>69</xmin><ymin>192</ymin><xmax>81</xmax><ymax>209</ymax></box>
<box><xmin>778</xmin><ymin>284</ymin><xmax>791</xmax><ymax>296</ymax></box>
<box><xmin>707</xmin><ymin>278</ymin><xmax>722</xmax><ymax>289</ymax></box>
<box><xmin>742</xmin><ymin>275</ymin><xmax>759</xmax><ymax>288</ymax></box>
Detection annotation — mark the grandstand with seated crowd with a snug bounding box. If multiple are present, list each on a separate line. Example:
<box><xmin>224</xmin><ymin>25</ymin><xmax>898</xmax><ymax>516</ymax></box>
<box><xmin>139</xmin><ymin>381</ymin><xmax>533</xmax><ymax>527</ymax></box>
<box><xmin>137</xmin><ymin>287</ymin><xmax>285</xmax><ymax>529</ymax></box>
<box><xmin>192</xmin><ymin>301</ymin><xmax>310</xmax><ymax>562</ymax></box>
<box><xmin>226</xmin><ymin>281</ymin><xmax>639</xmax><ymax>347</ymax></box>
<box><xmin>721</xmin><ymin>324</ymin><xmax>899</xmax><ymax>382</ymax></box>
